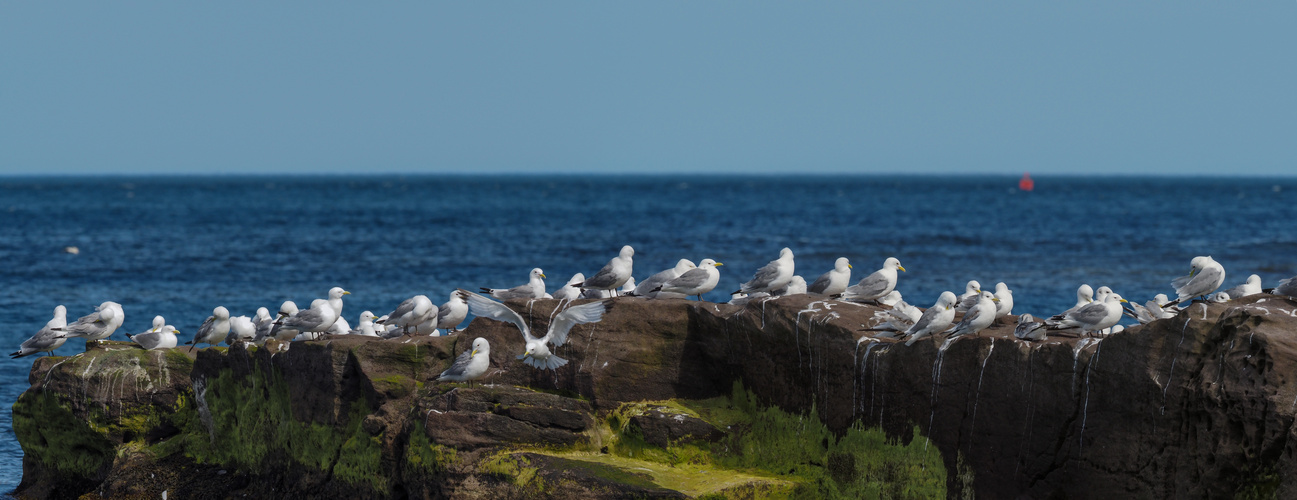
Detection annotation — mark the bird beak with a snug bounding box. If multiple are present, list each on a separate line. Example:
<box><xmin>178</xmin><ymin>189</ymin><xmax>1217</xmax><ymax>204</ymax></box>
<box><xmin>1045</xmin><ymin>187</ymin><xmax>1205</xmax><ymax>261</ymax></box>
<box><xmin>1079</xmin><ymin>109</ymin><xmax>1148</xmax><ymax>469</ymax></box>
<box><xmin>976</xmin><ymin>289</ymin><xmax>983</xmax><ymax>293</ymax></box>
<box><xmin>540</xmin><ymin>274</ymin><xmax>547</xmax><ymax>279</ymax></box>
<box><xmin>848</xmin><ymin>264</ymin><xmax>852</xmax><ymax>269</ymax></box>
<box><xmin>898</xmin><ymin>265</ymin><xmax>907</xmax><ymax>272</ymax></box>
<box><xmin>1120</xmin><ymin>299</ymin><xmax>1128</xmax><ymax>303</ymax></box>
<box><xmin>343</xmin><ymin>291</ymin><xmax>351</xmax><ymax>295</ymax></box>
<box><xmin>992</xmin><ymin>298</ymin><xmax>1000</xmax><ymax>302</ymax></box>
<box><xmin>523</xmin><ymin>350</ymin><xmax>531</xmax><ymax>357</ymax></box>
<box><xmin>716</xmin><ymin>262</ymin><xmax>724</xmax><ymax>266</ymax></box>
<box><xmin>1189</xmin><ymin>269</ymin><xmax>1197</xmax><ymax>277</ymax></box>
<box><xmin>471</xmin><ymin>349</ymin><xmax>477</xmax><ymax>357</ymax></box>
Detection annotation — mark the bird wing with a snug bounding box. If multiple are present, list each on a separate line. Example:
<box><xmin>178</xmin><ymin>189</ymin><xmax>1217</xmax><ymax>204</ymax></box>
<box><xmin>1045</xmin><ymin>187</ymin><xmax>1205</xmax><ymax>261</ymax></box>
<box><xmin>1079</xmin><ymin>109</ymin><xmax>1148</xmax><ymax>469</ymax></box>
<box><xmin>583</xmin><ymin>261</ymin><xmax>619</xmax><ymax>288</ymax></box>
<box><xmin>194</xmin><ymin>316</ymin><xmax>216</xmax><ymax>342</ymax></box>
<box><xmin>664</xmin><ymin>268</ymin><xmax>709</xmax><ymax>290</ymax></box>
<box><xmin>1066</xmin><ymin>302</ymin><xmax>1110</xmax><ymax>325</ymax></box>
<box><xmin>287</xmin><ymin>307</ymin><xmax>327</xmax><ymax>329</ymax></box>
<box><xmin>440</xmin><ymin>346</ymin><xmax>475</xmax><ymax>378</ymax></box>
<box><xmin>847</xmin><ymin>271</ymin><xmax>888</xmax><ymax>298</ymax></box>
<box><xmin>905</xmin><ymin>307</ymin><xmax>943</xmax><ymax>336</ymax></box>
<box><xmin>950</xmin><ymin>304</ymin><xmax>991</xmax><ymax>335</ymax></box>
<box><xmin>743</xmin><ymin>260</ymin><xmax>782</xmax><ymax>289</ymax></box>
<box><xmin>461</xmin><ymin>289</ymin><xmax>533</xmax><ymax>341</ymax></box>
<box><xmin>21</xmin><ymin>327</ymin><xmax>64</xmax><ymax>350</ymax></box>
<box><xmin>1188</xmin><ymin>266</ymin><xmax>1225</xmax><ymax>295</ymax></box>
<box><xmin>807</xmin><ymin>271</ymin><xmax>834</xmax><ymax>294</ymax></box>
<box><xmin>386</xmin><ymin>297</ymin><xmax>418</xmax><ymax>321</ymax></box>
<box><xmin>544</xmin><ymin>300</ymin><xmax>610</xmax><ymax>347</ymax></box>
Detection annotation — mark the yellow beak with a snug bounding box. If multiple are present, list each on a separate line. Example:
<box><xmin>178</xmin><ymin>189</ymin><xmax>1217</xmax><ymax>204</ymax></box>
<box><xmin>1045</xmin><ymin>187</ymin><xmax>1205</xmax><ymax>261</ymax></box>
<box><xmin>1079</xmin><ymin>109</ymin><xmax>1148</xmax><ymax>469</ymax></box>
<box><xmin>343</xmin><ymin>291</ymin><xmax>352</xmax><ymax>295</ymax></box>
<box><xmin>1120</xmin><ymin>299</ymin><xmax>1128</xmax><ymax>303</ymax></box>
<box><xmin>898</xmin><ymin>265</ymin><xmax>907</xmax><ymax>272</ymax></box>
<box><xmin>471</xmin><ymin>349</ymin><xmax>477</xmax><ymax>357</ymax></box>
<box><xmin>716</xmin><ymin>262</ymin><xmax>724</xmax><ymax>266</ymax></box>
<box><xmin>540</xmin><ymin>274</ymin><xmax>547</xmax><ymax>279</ymax></box>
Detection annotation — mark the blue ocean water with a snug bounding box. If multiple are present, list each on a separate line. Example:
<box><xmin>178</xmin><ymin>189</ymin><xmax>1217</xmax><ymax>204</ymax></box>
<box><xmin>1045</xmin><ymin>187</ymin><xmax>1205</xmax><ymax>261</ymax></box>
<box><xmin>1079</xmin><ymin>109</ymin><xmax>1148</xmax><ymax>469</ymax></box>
<box><xmin>2</xmin><ymin>174</ymin><xmax>1296</xmax><ymax>491</ymax></box>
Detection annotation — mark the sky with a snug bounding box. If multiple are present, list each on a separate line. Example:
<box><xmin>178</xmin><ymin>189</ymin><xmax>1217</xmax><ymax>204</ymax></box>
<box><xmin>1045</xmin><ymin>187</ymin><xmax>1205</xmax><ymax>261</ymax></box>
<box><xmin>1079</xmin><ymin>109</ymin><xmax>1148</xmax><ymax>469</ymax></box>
<box><xmin>1</xmin><ymin>2</ymin><xmax>1294</xmax><ymax>176</ymax></box>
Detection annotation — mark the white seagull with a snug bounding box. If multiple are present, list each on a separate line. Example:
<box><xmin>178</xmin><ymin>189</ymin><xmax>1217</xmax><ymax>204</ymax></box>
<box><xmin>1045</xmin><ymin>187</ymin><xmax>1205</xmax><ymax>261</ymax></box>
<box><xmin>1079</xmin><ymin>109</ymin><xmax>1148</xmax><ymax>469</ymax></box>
<box><xmin>11</xmin><ymin>305</ymin><xmax>69</xmax><ymax>358</ymax></box>
<box><xmin>576</xmin><ymin>245</ymin><xmax>635</xmax><ymax>297</ymax></box>
<box><xmin>438</xmin><ymin>337</ymin><xmax>491</xmax><ymax>384</ymax></box>
<box><xmin>481</xmin><ymin>268</ymin><xmax>547</xmax><ymax>300</ymax></box>
<box><xmin>734</xmin><ymin>247</ymin><xmax>795</xmax><ymax>295</ymax></box>
<box><xmin>807</xmin><ymin>257</ymin><xmax>852</xmax><ymax>296</ymax></box>
<box><xmin>461</xmin><ymin>289</ymin><xmax>611</xmax><ymax>370</ymax></box>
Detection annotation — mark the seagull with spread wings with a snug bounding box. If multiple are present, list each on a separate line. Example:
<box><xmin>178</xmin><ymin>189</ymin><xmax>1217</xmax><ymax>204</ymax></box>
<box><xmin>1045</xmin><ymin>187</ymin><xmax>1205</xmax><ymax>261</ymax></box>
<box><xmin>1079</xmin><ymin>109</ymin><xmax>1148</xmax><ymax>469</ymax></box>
<box><xmin>461</xmin><ymin>289</ymin><xmax>612</xmax><ymax>370</ymax></box>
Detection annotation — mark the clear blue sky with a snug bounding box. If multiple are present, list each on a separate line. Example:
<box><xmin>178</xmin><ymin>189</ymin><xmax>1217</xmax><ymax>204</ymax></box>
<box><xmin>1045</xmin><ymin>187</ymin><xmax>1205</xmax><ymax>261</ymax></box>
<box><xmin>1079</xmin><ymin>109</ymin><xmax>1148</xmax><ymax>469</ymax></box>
<box><xmin>2</xmin><ymin>2</ymin><xmax>1294</xmax><ymax>176</ymax></box>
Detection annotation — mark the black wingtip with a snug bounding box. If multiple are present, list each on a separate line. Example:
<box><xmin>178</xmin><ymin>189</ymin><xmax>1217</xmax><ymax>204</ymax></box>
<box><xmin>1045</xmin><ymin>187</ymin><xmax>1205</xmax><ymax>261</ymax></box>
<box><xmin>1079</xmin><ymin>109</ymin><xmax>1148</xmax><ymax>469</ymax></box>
<box><xmin>10</xmin><ymin>351</ymin><xmax>24</xmax><ymax>359</ymax></box>
<box><xmin>731</xmin><ymin>289</ymin><xmax>741</xmax><ymax>295</ymax></box>
<box><xmin>478</xmin><ymin>287</ymin><xmax>492</xmax><ymax>293</ymax></box>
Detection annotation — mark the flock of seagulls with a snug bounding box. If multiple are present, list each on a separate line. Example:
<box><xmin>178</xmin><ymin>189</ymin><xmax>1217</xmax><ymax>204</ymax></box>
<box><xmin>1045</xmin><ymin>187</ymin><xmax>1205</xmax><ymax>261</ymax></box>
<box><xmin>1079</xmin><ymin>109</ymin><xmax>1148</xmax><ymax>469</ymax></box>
<box><xmin>11</xmin><ymin>245</ymin><xmax>1297</xmax><ymax>386</ymax></box>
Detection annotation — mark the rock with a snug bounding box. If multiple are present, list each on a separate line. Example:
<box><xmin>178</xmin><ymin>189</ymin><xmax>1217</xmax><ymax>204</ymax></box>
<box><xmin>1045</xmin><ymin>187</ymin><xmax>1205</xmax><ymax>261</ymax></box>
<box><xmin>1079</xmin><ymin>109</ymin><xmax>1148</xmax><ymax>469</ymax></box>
<box><xmin>627</xmin><ymin>408</ymin><xmax>723</xmax><ymax>447</ymax></box>
<box><xmin>419</xmin><ymin>386</ymin><xmax>594</xmax><ymax>450</ymax></box>
<box><xmin>13</xmin><ymin>294</ymin><xmax>1297</xmax><ymax>498</ymax></box>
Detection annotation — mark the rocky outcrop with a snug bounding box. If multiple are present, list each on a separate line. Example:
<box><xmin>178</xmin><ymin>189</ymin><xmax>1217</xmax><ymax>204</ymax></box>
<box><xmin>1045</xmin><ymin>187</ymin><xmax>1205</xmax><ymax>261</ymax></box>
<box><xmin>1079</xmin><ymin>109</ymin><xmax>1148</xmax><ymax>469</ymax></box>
<box><xmin>12</xmin><ymin>293</ymin><xmax>1297</xmax><ymax>498</ymax></box>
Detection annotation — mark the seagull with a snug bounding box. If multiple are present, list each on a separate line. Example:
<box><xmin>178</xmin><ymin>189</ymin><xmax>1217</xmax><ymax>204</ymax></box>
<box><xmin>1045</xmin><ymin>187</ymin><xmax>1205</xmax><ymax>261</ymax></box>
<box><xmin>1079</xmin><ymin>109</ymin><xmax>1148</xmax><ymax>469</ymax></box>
<box><xmin>1129</xmin><ymin>295</ymin><xmax>1176</xmax><ymax>324</ymax></box>
<box><xmin>348</xmin><ymin>311</ymin><xmax>380</xmax><ymax>337</ymax></box>
<box><xmin>576</xmin><ymin>245</ymin><xmax>635</xmax><ymax>297</ymax></box>
<box><xmin>251</xmin><ymin>307</ymin><xmax>275</xmax><ymax>344</ymax></box>
<box><xmin>1165</xmin><ymin>256</ymin><xmax>1225</xmax><ymax>306</ymax></box>
<box><xmin>225</xmin><ymin>315</ymin><xmax>256</xmax><ymax>345</ymax></box>
<box><xmin>865</xmin><ymin>298</ymin><xmax>924</xmax><ymax>336</ymax></box>
<box><xmin>1049</xmin><ymin>293</ymin><xmax>1128</xmax><ymax>336</ymax></box>
<box><xmin>902</xmin><ymin>292</ymin><xmax>959</xmax><ymax>346</ymax></box>
<box><xmin>877</xmin><ymin>290</ymin><xmax>904</xmax><ymax>307</ymax></box>
<box><xmin>327</xmin><ymin>316</ymin><xmax>351</xmax><ymax>336</ymax></box>
<box><xmin>807</xmin><ymin>257</ymin><xmax>852</xmax><ymax>296</ymax></box>
<box><xmin>481</xmin><ymin>268</ymin><xmax>547</xmax><ymax>300</ymax></box>
<box><xmin>842</xmin><ymin>257</ymin><xmax>906</xmax><ymax>304</ymax></box>
<box><xmin>461</xmin><ymin>289</ymin><xmax>611</xmax><ymax>370</ymax></box>
<box><xmin>130</xmin><ymin>325</ymin><xmax>181</xmax><ymax>350</ymax></box>
<box><xmin>1013</xmin><ymin>314</ymin><xmax>1047</xmax><ymax>341</ymax></box>
<box><xmin>437</xmin><ymin>290</ymin><xmax>469</xmax><ymax>334</ymax></box>
<box><xmin>1209</xmin><ymin>292</ymin><xmax>1231</xmax><ymax>303</ymax></box>
<box><xmin>655</xmin><ymin>259</ymin><xmax>723</xmax><ymax>301</ymax></box>
<box><xmin>946</xmin><ymin>291</ymin><xmax>999</xmax><ymax>338</ymax></box>
<box><xmin>147</xmin><ymin>315</ymin><xmax>165</xmax><ymax>333</ymax></box>
<box><xmin>772</xmin><ymin>275</ymin><xmax>807</xmax><ymax>297</ymax></box>
<box><xmin>552</xmin><ymin>273</ymin><xmax>585</xmax><ymax>301</ymax></box>
<box><xmin>632</xmin><ymin>259</ymin><xmax>696</xmax><ymax>298</ymax></box>
<box><xmin>993</xmin><ymin>282</ymin><xmax>1014</xmax><ymax>321</ymax></box>
<box><xmin>1050</xmin><ymin>284</ymin><xmax>1095</xmax><ymax>321</ymax></box>
<box><xmin>734</xmin><ymin>247</ymin><xmax>795</xmax><ymax>295</ymax></box>
<box><xmin>379</xmin><ymin>294</ymin><xmax>436</xmax><ymax>336</ymax></box>
<box><xmin>278</xmin><ymin>287</ymin><xmax>350</xmax><ymax>341</ymax></box>
<box><xmin>269</xmin><ymin>301</ymin><xmax>300</xmax><ymax>342</ymax></box>
<box><xmin>60</xmin><ymin>301</ymin><xmax>125</xmax><ymax>346</ymax></box>
<box><xmin>11</xmin><ymin>305</ymin><xmax>69</xmax><ymax>358</ymax></box>
<box><xmin>955</xmin><ymin>281</ymin><xmax>982</xmax><ymax>313</ymax></box>
<box><xmin>1222</xmin><ymin>274</ymin><xmax>1262</xmax><ymax>300</ymax></box>
<box><xmin>189</xmin><ymin>306</ymin><xmax>231</xmax><ymax>351</ymax></box>
<box><xmin>438</xmin><ymin>337</ymin><xmax>491</xmax><ymax>385</ymax></box>
<box><xmin>1272</xmin><ymin>275</ymin><xmax>1297</xmax><ymax>298</ymax></box>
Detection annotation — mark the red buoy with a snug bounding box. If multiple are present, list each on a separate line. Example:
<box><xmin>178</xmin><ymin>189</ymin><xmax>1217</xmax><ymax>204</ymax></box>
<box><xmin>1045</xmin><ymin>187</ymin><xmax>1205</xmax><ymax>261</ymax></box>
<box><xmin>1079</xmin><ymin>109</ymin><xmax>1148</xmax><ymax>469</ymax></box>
<box><xmin>1018</xmin><ymin>172</ymin><xmax>1034</xmax><ymax>191</ymax></box>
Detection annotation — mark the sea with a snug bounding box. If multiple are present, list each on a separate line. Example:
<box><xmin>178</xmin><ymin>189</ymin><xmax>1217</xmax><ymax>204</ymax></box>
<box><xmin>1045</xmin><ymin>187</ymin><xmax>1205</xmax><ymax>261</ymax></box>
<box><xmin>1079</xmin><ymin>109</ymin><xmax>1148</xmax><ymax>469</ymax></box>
<box><xmin>2</xmin><ymin>174</ymin><xmax>1295</xmax><ymax>492</ymax></box>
